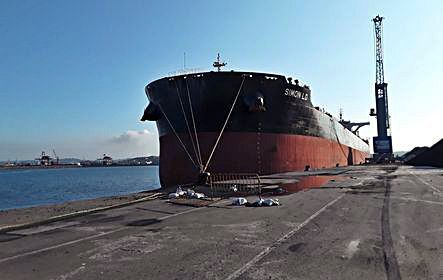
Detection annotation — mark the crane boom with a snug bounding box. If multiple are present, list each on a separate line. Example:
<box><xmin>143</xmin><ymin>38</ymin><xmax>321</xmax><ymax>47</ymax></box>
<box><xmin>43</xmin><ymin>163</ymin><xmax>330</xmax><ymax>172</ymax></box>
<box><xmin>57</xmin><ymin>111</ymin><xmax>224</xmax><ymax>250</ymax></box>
<box><xmin>374</xmin><ymin>15</ymin><xmax>385</xmax><ymax>85</ymax></box>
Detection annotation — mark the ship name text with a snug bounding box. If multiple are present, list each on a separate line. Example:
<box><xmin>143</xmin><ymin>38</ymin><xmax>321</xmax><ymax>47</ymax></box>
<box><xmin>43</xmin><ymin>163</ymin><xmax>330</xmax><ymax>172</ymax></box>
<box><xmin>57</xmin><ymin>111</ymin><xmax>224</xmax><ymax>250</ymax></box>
<box><xmin>284</xmin><ymin>88</ymin><xmax>309</xmax><ymax>101</ymax></box>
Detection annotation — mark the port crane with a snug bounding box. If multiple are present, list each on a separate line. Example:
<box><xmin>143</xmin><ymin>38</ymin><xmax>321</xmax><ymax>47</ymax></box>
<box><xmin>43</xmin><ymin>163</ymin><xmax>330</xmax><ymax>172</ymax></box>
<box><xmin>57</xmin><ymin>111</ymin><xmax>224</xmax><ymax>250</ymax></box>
<box><xmin>52</xmin><ymin>149</ymin><xmax>59</xmax><ymax>165</ymax></box>
<box><xmin>36</xmin><ymin>151</ymin><xmax>51</xmax><ymax>166</ymax></box>
<box><xmin>370</xmin><ymin>15</ymin><xmax>393</xmax><ymax>161</ymax></box>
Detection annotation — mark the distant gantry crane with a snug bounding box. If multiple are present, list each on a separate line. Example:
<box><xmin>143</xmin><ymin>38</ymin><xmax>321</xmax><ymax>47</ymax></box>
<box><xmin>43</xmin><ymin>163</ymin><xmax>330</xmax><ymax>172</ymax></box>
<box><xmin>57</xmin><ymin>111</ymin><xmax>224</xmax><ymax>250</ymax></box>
<box><xmin>36</xmin><ymin>151</ymin><xmax>51</xmax><ymax>166</ymax></box>
<box><xmin>53</xmin><ymin>149</ymin><xmax>59</xmax><ymax>165</ymax></box>
<box><xmin>370</xmin><ymin>15</ymin><xmax>393</xmax><ymax>161</ymax></box>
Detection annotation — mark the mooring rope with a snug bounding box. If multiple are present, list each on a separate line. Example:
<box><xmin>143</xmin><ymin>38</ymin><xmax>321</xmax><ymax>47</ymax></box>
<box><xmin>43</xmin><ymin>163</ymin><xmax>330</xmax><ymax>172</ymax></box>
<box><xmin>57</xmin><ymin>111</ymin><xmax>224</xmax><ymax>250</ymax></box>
<box><xmin>185</xmin><ymin>78</ymin><xmax>203</xmax><ymax>171</ymax></box>
<box><xmin>158</xmin><ymin>103</ymin><xmax>199</xmax><ymax>170</ymax></box>
<box><xmin>203</xmin><ymin>75</ymin><xmax>246</xmax><ymax>172</ymax></box>
<box><xmin>175</xmin><ymin>80</ymin><xmax>202</xmax><ymax>170</ymax></box>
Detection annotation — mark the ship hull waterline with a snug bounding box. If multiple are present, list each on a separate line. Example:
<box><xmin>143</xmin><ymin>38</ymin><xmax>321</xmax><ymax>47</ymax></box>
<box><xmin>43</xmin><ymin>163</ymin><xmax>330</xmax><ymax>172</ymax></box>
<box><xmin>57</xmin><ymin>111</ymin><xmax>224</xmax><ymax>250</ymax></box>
<box><xmin>159</xmin><ymin>132</ymin><xmax>367</xmax><ymax>188</ymax></box>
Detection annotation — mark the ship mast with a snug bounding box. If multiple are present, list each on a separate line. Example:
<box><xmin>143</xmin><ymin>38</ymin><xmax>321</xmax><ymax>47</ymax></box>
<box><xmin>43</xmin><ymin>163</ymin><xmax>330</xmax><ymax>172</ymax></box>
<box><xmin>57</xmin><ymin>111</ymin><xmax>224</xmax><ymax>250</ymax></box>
<box><xmin>212</xmin><ymin>53</ymin><xmax>227</xmax><ymax>71</ymax></box>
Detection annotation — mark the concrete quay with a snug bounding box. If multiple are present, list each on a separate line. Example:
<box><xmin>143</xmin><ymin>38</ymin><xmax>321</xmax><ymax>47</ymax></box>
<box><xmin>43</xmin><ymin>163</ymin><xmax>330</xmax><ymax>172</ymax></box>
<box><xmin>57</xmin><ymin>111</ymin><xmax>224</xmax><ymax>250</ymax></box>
<box><xmin>0</xmin><ymin>165</ymin><xmax>442</xmax><ymax>280</ymax></box>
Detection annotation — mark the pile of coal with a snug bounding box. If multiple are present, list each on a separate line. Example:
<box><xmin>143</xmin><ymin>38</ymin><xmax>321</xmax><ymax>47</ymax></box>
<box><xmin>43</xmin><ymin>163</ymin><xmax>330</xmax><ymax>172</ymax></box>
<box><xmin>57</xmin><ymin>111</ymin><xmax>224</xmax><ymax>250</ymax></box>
<box><xmin>406</xmin><ymin>138</ymin><xmax>443</xmax><ymax>167</ymax></box>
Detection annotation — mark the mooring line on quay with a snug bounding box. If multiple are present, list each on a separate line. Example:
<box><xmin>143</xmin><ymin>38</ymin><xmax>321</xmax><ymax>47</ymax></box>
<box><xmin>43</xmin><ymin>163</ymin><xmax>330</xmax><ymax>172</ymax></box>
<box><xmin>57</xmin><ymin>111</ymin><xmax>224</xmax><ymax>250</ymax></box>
<box><xmin>224</xmin><ymin>193</ymin><xmax>345</xmax><ymax>280</ymax></box>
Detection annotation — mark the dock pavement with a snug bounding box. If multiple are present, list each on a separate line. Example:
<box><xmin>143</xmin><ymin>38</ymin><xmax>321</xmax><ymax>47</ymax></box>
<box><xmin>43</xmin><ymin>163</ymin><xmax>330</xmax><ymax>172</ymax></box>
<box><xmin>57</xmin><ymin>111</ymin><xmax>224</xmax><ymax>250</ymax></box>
<box><xmin>0</xmin><ymin>165</ymin><xmax>442</xmax><ymax>280</ymax></box>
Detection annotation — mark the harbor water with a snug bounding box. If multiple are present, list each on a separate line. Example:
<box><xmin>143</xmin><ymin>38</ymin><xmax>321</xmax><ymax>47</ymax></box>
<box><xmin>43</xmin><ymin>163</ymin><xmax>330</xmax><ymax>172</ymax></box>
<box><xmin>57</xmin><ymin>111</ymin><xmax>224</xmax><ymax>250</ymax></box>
<box><xmin>0</xmin><ymin>166</ymin><xmax>160</xmax><ymax>211</ymax></box>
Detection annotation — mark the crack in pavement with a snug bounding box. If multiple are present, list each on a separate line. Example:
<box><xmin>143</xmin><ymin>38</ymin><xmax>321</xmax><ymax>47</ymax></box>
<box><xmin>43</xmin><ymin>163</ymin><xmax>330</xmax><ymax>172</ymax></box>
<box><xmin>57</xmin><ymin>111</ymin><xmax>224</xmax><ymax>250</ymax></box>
<box><xmin>381</xmin><ymin>168</ymin><xmax>402</xmax><ymax>280</ymax></box>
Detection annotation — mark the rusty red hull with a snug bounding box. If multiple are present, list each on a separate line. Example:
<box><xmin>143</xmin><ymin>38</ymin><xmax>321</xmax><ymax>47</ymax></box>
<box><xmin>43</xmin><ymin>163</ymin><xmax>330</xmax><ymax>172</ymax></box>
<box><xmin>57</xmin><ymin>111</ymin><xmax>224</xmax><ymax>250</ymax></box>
<box><xmin>159</xmin><ymin>132</ymin><xmax>368</xmax><ymax>187</ymax></box>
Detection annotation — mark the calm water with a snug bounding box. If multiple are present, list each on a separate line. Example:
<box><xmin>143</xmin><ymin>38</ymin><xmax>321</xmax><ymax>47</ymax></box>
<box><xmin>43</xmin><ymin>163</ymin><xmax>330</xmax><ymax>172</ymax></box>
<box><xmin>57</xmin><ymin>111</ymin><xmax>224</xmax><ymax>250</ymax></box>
<box><xmin>0</xmin><ymin>166</ymin><xmax>160</xmax><ymax>211</ymax></box>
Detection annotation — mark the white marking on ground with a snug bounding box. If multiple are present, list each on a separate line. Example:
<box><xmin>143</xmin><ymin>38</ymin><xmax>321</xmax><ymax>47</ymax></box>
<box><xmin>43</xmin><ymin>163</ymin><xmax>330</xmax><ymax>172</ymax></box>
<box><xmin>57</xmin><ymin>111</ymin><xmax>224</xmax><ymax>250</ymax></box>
<box><xmin>87</xmin><ymin>233</ymin><xmax>163</xmax><ymax>262</ymax></box>
<box><xmin>425</xmin><ymin>227</ymin><xmax>443</xmax><ymax>233</ymax></box>
<box><xmin>344</xmin><ymin>239</ymin><xmax>360</xmax><ymax>259</ymax></box>
<box><xmin>0</xmin><ymin>229</ymin><xmax>127</xmax><ymax>265</ymax></box>
<box><xmin>52</xmin><ymin>264</ymin><xmax>86</xmax><ymax>280</ymax></box>
<box><xmin>71</xmin><ymin>226</ymin><xmax>110</xmax><ymax>233</ymax></box>
<box><xmin>400</xmin><ymin>192</ymin><xmax>413</xmax><ymax>196</ymax></box>
<box><xmin>389</xmin><ymin>196</ymin><xmax>443</xmax><ymax>206</ymax></box>
<box><xmin>224</xmin><ymin>193</ymin><xmax>345</xmax><ymax>280</ymax></box>
<box><xmin>0</xmin><ymin>204</ymin><xmax>210</xmax><ymax>264</ymax></box>
<box><xmin>10</xmin><ymin>221</ymin><xmax>81</xmax><ymax>235</ymax></box>
<box><xmin>213</xmin><ymin>221</ymin><xmax>264</xmax><ymax>246</ymax></box>
<box><xmin>409</xmin><ymin>171</ymin><xmax>442</xmax><ymax>193</ymax></box>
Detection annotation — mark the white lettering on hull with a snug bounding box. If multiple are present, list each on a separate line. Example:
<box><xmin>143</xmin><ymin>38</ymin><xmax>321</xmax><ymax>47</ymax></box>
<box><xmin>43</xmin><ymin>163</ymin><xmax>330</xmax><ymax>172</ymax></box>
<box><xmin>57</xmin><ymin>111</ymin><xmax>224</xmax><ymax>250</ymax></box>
<box><xmin>284</xmin><ymin>88</ymin><xmax>309</xmax><ymax>101</ymax></box>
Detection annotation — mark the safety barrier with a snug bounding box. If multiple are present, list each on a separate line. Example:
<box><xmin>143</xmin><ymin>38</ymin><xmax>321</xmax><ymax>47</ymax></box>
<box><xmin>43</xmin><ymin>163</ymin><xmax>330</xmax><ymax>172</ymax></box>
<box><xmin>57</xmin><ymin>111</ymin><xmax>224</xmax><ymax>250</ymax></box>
<box><xmin>209</xmin><ymin>173</ymin><xmax>261</xmax><ymax>197</ymax></box>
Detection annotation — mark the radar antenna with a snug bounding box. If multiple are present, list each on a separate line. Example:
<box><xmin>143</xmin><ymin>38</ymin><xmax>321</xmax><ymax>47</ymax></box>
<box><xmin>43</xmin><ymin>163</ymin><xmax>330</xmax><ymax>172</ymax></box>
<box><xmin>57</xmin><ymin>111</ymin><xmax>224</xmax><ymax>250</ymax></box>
<box><xmin>213</xmin><ymin>53</ymin><xmax>227</xmax><ymax>71</ymax></box>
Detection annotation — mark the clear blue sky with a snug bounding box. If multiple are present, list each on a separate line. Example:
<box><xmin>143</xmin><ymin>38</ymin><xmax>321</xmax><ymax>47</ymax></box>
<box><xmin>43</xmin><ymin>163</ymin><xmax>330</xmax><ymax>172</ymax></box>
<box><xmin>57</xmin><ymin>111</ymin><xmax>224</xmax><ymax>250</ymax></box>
<box><xmin>1</xmin><ymin>0</ymin><xmax>442</xmax><ymax>160</ymax></box>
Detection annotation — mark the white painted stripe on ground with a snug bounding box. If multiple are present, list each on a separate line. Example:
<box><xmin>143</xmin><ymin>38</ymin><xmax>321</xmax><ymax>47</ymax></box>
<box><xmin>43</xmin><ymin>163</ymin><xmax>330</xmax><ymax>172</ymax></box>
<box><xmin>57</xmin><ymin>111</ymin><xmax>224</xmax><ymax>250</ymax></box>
<box><xmin>389</xmin><ymin>196</ymin><xmax>443</xmax><ymax>206</ymax></box>
<box><xmin>10</xmin><ymin>221</ymin><xmax>81</xmax><ymax>235</ymax></box>
<box><xmin>224</xmin><ymin>193</ymin><xmax>345</xmax><ymax>280</ymax></box>
<box><xmin>0</xmin><ymin>193</ymin><xmax>163</xmax><ymax>234</ymax></box>
<box><xmin>0</xmin><ymin>204</ymin><xmax>206</xmax><ymax>264</ymax></box>
<box><xmin>0</xmin><ymin>228</ymin><xmax>126</xmax><ymax>264</ymax></box>
<box><xmin>409</xmin><ymin>171</ymin><xmax>442</xmax><ymax>193</ymax></box>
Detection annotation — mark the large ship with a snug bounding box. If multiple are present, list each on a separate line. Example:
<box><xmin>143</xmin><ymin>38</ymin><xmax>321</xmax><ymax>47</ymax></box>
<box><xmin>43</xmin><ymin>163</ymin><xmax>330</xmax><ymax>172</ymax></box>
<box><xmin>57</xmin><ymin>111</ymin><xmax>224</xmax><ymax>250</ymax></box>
<box><xmin>142</xmin><ymin>57</ymin><xmax>370</xmax><ymax>187</ymax></box>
